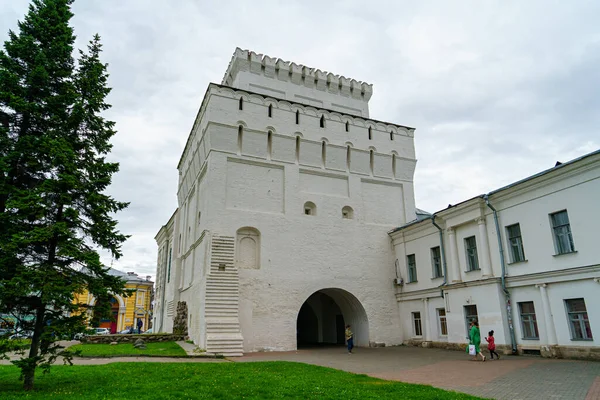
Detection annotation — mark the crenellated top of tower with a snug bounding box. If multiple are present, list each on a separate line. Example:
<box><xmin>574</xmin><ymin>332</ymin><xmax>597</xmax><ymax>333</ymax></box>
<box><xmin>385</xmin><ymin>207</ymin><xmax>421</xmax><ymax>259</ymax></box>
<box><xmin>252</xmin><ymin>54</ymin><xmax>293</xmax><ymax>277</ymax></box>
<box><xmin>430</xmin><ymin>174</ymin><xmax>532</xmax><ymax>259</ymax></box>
<box><xmin>221</xmin><ymin>48</ymin><xmax>373</xmax><ymax>117</ymax></box>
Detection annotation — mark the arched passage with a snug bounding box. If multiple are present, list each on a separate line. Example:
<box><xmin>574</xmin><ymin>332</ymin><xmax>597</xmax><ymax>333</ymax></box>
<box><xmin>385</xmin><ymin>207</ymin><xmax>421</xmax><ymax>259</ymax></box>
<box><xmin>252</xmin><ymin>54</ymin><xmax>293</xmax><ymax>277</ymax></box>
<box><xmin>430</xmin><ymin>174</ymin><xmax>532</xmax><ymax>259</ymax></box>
<box><xmin>296</xmin><ymin>288</ymin><xmax>369</xmax><ymax>349</ymax></box>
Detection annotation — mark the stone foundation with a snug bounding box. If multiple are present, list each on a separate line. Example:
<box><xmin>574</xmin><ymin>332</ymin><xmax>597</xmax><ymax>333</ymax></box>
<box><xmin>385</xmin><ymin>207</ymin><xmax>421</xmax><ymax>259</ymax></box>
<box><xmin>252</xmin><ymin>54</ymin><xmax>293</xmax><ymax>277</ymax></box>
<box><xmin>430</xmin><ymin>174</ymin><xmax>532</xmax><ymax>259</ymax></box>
<box><xmin>82</xmin><ymin>334</ymin><xmax>184</xmax><ymax>344</ymax></box>
<box><xmin>403</xmin><ymin>339</ymin><xmax>600</xmax><ymax>360</ymax></box>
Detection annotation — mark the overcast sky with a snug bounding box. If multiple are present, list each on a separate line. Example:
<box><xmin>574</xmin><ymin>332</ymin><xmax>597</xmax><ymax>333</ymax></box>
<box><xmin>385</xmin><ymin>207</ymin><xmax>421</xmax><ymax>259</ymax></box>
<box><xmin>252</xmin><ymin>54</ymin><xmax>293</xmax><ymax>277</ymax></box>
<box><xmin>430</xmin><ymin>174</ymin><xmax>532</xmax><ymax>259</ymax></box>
<box><xmin>1</xmin><ymin>1</ymin><xmax>599</xmax><ymax>279</ymax></box>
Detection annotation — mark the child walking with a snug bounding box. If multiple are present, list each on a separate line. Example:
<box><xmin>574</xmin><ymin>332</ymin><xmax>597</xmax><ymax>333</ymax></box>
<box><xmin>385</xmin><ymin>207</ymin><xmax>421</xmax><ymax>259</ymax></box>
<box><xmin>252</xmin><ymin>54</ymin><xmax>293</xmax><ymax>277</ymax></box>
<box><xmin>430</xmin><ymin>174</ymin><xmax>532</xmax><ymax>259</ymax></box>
<box><xmin>486</xmin><ymin>330</ymin><xmax>500</xmax><ymax>360</ymax></box>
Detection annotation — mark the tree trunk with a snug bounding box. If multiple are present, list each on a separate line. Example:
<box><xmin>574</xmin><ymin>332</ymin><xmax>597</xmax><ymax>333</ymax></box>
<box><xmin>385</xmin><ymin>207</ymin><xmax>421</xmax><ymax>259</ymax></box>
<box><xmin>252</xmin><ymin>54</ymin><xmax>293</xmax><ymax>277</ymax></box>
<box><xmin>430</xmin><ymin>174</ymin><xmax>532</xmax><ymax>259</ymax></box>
<box><xmin>23</xmin><ymin>304</ymin><xmax>46</xmax><ymax>390</ymax></box>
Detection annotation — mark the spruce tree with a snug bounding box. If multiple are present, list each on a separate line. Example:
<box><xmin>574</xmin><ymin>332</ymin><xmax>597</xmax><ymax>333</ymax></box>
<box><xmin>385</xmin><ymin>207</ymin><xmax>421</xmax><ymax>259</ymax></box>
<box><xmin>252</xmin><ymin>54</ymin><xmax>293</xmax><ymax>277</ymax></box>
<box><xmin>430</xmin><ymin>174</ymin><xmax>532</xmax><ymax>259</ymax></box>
<box><xmin>0</xmin><ymin>0</ymin><xmax>129</xmax><ymax>390</ymax></box>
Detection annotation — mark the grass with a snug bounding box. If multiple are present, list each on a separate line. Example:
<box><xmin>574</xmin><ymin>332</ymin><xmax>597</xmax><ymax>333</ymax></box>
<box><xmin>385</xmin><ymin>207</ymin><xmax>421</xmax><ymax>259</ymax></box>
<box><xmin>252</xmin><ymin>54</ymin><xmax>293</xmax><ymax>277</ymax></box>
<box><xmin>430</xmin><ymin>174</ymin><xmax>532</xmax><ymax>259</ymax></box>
<box><xmin>0</xmin><ymin>362</ymin><xmax>480</xmax><ymax>399</ymax></box>
<box><xmin>68</xmin><ymin>341</ymin><xmax>187</xmax><ymax>357</ymax></box>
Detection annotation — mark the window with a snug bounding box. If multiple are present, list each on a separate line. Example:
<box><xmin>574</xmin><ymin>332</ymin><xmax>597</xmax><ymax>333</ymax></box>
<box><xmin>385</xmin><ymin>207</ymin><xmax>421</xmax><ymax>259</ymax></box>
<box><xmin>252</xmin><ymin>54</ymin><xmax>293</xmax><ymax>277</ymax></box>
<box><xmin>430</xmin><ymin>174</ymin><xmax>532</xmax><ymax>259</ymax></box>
<box><xmin>295</xmin><ymin>136</ymin><xmax>300</xmax><ymax>163</ymax></box>
<box><xmin>342</xmin><ymin>206</ymin><xmax>353</xmax><ymax>219</ymax></box>
<box><xmin>345</xmin><ymin>121</ymin><xmax>349</xmax><ymax>132</ymax></box>
<box><xmin>566</xmin><ymin>298</ymin><xmax>593</xmax><ymax>340</ymax></box>
<box><xmin>267</xmin><ymin>131</ymin><xmax>273</xmax><ymax>160</ymax></box>
<box><xmin>390</xmin><ymin>131</ymin><xmax>394</xmax><ymax>141</ymax></box>
<box><xmin>437</xmin><ymin>308</ymin><xmax>447</xmax><ymax>336</ymax></box>
<box><xmin>412</xmin><ymin>312</ymin><xmax>422</xmax><ymax>336</ymax></box>
<box><xmin>320</xmin><ymin>115</ymin><xmax>325</xmax><ymax>128</ymax></box>
<box><xmin>369</xmin><ymin>150</ymin><xmax>374</xmax><ymax>175</ymax></box>
<box><xmin>136</xmin><ymin>290</ymin><xmax>145</xmax><ymax>306</ymax></box>
<box><xmin>237</xmin><ymin>125</ymin><xmax>243</xmax><ymax>155</ymax></box>
<box><xmin>464</xmin><ymin>304</ymin><xmax>478</xmax><ymax>335</ymax></box>
<box><xmin>506</xmin><ymin>223</ymin><xmax>526</xmax><ymax>263</ymax></box>
<box><xmin>551</xmin><ymin>210</ymin><xmax>575</xmax><ymax>254</ymax></box>
<box><xmin>392</xmin><ymin>154</ymin><xmax>396</xmax><ymax>179</ymax></box>
<box><xmin>238</xmin><ymin>97</ymin><xmax>243</xmax><ymax>110</ymax></box>
<box><xmin>304</xmin><ymin>201</ymin><xmax>316</xmax><ymax>216</ymax></box>
<box><xmin>518</xmin><ymin>301</ymin><xmax>539</xmax><ymax>339</ymax></box>
<box><xmin>464</xmin><ymin>236</ymin><xmax>479</xmax><ymax>271</ymax></box>
<box><xmin>368</xmin><ymin>127</ymin><xmax>372</xmax><ymax>140</ymax></box>
<box><xmin>295</xmin><ymin>110</ymin><xmax>299</xmax><ymax>124</ymax></box>
<box><xmin>407</xmin><ymin>254</ymin><xmax>417</xmax><ymax>283</ymax></box>
<box><xmin>268</xmin><ymin>104</ymin><xmax>273</xmax><ymax>118</ymax></box>
<box><xmin>431</xmin><ymin>247</ymin><xmax>443</xmax><ymax>278</ymax></box>
<box><xmin>346</xmin><ymin>145</ymin><xmax>351</xmax><ymax>171</ymax></box>
<box><xmin>321</xmin><ymin>141</ymin><xmax>326</xmax><ymax>168</ymax></box>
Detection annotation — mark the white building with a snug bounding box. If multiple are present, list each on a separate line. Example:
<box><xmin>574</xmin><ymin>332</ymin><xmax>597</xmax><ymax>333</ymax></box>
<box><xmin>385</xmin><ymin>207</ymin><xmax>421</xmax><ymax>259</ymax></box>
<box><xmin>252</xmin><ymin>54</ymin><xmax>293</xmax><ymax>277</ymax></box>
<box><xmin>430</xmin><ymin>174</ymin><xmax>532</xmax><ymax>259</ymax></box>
<box><xmin>390</xmin><ymin>150</ymin><xmax>600</xmax><ymax>359</ymax></box>
<box><xmin>154</xmin><ymin>48</ymin><xmax>600</xmax><ymax>359</ymax></box>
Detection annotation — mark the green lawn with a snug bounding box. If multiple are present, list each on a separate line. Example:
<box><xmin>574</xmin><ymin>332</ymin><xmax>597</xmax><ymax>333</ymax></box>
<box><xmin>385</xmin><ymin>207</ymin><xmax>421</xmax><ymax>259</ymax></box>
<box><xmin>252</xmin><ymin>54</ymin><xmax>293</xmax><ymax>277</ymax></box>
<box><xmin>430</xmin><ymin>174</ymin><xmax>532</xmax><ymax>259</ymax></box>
<box><xmin>68</xmin><ymin>341</ymin><xmax>187</xmax><ymax>357</ymax></box>
<box><xmin>0</xmin><ymin>362</ymin><xmax>480</xmax><ymax>399</ymax></box>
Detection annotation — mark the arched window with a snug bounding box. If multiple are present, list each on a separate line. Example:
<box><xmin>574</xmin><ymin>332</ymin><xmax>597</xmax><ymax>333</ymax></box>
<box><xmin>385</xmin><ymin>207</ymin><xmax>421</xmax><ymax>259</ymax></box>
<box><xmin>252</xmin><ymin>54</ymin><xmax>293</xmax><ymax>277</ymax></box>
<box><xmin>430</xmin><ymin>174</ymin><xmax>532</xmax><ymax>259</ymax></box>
<box><xmin>236</xmin><ymin>227</ymin><xmax>260</xmax><ymax>269</ymax></box>
<box><xmin>321</xmin><ymin>141</ymin><xmax>326</xmax><ymax>168</ymax></box>
<box><xmin>296</xmin><ymin>110</ymin><xmax>300</xmax><ymax>125</ymax></box>
<box><xmin>295</xmin><ymin>136</ymin><xmax>300</xmax><ymax>164</ymax></box>
<box><xmin>303</xmin><ymin>201</ymin><xmax>316</xmax><ymax>216</ymax></box>
<box><xmin>342</xmin><ymin>206</ymin><xmax>354</xmax><ymax>219</ymax></box>
<box><xmin>345</xmin><ymin>121</ymin><xmax>349</xmax><ymax>132</ymax></box>
<box><xmin>369</xmin><ymin>150</ymin><xmax>374</xmax><ymax>175</ymax></box>
<box><xmin>237</xmin><ymin>125</ymin><xmax>243</xmax><ymax>155</ymax></box>
<box><xmin>346</xmin><ymin>145</ymin><xmax>351</xmax><ymax>171</ymax></box>
<box><xmin>267</xmin><ymin>131</ymin><xmax>273</xmax><ymax>160</ymax></box>
<box><xmin>320</xmin><ymin>115</ymin><xmax>325</xmax><ymax>128</ymax></box>
<box><xmin>368</xmin><ymin>127</ymin><xmax>372</xmax><ymax>140</ymax></box>
<box><xmin>390</xmin><ymin>131</ymin><xmax>394</xmax><ymax>141</ymax></box>
<box><xmin>392</xmin><ymin>154</ymin><xmax>397</xmax><ymax>179</ymax></box>
<box><xmin>268</xmin><ymin>104</ymin><xmax>273</xmax><ymax>118</ymax></box>
<box><xmin>239</xmin><ymin>97</ymin><xmax>243</xmax><ymax>111</ymax></box>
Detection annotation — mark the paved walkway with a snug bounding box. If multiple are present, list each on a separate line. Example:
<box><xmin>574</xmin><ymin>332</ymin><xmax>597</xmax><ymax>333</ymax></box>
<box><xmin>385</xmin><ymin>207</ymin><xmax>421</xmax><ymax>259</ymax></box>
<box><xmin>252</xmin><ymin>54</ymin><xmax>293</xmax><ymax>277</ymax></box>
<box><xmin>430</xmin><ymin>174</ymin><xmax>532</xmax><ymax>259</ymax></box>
<box><xmin>234</xmin><ymin>346</ymin><xmax>600</xmax><ymax>400</ymax></box>
<box><xmin>2</xmin><ymin>343</ymin><xmax>598</xmax><ymax>398</ymax></box>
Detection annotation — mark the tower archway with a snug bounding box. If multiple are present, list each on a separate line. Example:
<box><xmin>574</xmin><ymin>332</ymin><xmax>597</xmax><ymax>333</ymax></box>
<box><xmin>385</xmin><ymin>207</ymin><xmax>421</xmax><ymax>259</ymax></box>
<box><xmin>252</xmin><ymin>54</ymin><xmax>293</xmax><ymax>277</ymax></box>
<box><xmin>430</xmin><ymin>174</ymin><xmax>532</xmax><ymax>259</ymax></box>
<box><xmin>296</xmin><ymin>288</ymin><xmax>369</xmax><ymax>349</ymax></box>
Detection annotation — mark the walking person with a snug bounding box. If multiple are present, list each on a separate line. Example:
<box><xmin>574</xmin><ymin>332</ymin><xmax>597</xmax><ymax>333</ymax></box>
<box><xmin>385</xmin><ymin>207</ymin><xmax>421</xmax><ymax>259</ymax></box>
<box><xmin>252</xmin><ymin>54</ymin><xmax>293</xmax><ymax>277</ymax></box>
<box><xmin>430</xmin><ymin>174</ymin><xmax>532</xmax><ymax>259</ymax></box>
<box><xmin>467</xmin><ymin>320</ymin><xmax>485</xmax><ymax>361</ymax></box>
<box><xmin>486</xmin><ymin>330</ymin><xmax>500</xmax><ymax>360</ymax></box>
<box><xmin>137</xmin><ymin>318</ymin><xmax>143</xmax><ymax>334</ymax></box>
<box><xmin>345</xmin><ymin>324</ymin><xmax>354</xmax><ymax>354</ymax></box>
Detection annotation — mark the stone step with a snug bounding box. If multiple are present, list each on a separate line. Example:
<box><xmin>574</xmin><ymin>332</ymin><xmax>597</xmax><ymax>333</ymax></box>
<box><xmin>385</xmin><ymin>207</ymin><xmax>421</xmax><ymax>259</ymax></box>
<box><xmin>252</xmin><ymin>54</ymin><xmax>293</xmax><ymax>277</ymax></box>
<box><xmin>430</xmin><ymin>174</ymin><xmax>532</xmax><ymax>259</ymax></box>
<box><xmin>205</xmin><ymin>311</ymin><xmax>238</xmax><ymax>317</ymax></box>
<box><xmin>206</xmin><ymin>293</ymin><xmax>239</xmax><ymax>298</ymax></box>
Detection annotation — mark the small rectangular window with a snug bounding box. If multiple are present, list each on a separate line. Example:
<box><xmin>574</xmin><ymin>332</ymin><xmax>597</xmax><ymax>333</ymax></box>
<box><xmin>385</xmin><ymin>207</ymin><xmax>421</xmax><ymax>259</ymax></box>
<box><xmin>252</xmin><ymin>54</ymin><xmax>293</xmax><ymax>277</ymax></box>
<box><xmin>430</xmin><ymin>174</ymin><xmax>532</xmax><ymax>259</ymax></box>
<box><xmin>551</xmin><ymin>210</ymin><xmax>575</xmax><ymax>254</ymax></box>
<box><xmin>518</xmin><ymin>301</ymin><xmax>539</xmax><ymax>339</ymax></box>
<box><xmin>506</xmin><ymin>223</ymin><xmax>526</xmax><ymax>263</ymax></box>
<box><xmin>412</xmin><ymin>312</ymin><xmax>422</xmax><ymax>336</ymax></box>
<box><xmin>464</xmin><ymin>236</ymin><xmax>479</xmax><ymax>271</ymax></box>
<box><xmin>431</xmin><ymin>246</ymin><xmax>442</xmax><ymax>278</ymax></box>
<box><xmin>407</xmin><ymin>254</ymin><xmax>417</xmax><ymax>283</ymax></box>
<box><xmin>565</xmin><ymin>298</ymin><xmax>593</xmax><ymax>340</ymax></box>
<box><xmin>437</xmin><ymin>308</ymin><xmax>447</xmax><ymax>336</ymax></box>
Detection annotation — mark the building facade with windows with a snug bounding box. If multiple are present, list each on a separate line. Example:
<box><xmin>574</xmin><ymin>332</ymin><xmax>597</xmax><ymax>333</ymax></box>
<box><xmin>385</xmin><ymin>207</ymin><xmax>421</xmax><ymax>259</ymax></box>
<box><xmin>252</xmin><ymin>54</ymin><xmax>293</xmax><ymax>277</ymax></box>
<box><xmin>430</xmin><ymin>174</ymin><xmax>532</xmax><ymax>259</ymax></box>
<box><xmin>154</xmin><ymin>48</ymin><xmax>599</xmax><ymax>359</ymax></box>
<box><xmin>74</xmin><ymin>269</ymin><xmax>154</xmax><ymax>334</ymax></box>
<box><xmin>389</xmin><ymin>150</ymin><xmax>600</xmax><ymax>358</ymax></box>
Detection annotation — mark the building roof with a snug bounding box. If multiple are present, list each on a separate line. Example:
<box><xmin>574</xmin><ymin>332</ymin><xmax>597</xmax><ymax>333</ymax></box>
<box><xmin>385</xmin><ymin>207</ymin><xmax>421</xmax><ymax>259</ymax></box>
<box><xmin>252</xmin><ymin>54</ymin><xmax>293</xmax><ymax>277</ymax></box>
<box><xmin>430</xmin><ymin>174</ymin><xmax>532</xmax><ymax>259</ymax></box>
<box><xmin>82</xmin><ymin>267</ymin><xmax>153</xmax><ymax>284</ymax></box>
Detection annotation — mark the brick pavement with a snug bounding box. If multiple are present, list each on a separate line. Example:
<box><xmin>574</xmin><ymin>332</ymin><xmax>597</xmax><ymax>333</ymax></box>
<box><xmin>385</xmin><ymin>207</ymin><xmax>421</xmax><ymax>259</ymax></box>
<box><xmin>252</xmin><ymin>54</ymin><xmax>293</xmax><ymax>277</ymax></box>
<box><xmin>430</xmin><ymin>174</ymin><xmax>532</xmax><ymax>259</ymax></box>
<box><xmin>235</xmin><ymin>346</ymin><xmax>600</xmax><ymax>400</ymax></box>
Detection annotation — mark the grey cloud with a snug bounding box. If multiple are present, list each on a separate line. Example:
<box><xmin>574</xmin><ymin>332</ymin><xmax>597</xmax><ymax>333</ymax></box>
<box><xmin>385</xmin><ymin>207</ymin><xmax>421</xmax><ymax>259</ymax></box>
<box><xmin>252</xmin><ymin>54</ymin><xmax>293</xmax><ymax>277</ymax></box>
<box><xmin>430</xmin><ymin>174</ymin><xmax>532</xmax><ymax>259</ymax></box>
<box><xmin>1</xmin><ymin>0</ymin><xmax>598</xmax><ymax>279</ymax></box>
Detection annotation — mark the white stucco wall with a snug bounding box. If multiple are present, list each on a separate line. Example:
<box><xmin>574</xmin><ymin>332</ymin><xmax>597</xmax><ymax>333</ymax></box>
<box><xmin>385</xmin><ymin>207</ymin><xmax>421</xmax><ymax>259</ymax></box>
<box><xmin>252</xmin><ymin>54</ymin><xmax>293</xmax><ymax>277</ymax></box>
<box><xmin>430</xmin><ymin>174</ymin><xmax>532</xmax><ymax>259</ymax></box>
<box><xmin>391</xmin><ymin>153</ymin><xmax>600</xmax><ymax>352</ymax></box>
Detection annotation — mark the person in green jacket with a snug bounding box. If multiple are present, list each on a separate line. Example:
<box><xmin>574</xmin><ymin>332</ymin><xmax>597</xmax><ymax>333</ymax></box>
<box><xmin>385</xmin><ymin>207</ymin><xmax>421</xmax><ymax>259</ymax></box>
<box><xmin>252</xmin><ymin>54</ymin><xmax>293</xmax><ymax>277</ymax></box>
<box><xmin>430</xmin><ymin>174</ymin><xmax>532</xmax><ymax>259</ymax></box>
<box><xmin>467</xmin><ymin>320</ymin><xmax>486</xmax><ymax>361</ymax></box>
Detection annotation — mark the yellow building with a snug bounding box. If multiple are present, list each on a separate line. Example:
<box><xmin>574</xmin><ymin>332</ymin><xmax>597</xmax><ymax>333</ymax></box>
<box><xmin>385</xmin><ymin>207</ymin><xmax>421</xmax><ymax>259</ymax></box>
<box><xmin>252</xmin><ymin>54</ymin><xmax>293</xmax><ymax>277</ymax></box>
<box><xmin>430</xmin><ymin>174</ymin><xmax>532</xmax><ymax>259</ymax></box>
<box><xmin>74</xmin><ymin>268</ymin><xmax>154</xmax><ymax>334</ymax></box>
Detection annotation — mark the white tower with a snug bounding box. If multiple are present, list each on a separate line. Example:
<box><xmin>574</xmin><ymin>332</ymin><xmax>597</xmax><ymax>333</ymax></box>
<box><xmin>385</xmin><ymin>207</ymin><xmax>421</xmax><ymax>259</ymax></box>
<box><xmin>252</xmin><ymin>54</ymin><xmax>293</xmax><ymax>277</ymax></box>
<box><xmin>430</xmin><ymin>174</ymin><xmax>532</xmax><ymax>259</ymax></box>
<box><xmin>155</xmin><ymin>48</ymin><xmax>417</xmax><ymax>355</ymax></box>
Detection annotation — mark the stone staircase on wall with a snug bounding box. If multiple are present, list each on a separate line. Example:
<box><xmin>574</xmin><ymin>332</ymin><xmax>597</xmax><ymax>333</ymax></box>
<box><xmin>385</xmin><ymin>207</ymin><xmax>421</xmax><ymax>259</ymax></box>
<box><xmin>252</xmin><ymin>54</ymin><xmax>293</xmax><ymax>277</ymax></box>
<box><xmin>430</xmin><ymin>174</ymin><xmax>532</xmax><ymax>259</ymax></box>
<box><xmin>205</xmin><ymin>235</ymin><xmax>244</xmax><ymax>357</ymax></box>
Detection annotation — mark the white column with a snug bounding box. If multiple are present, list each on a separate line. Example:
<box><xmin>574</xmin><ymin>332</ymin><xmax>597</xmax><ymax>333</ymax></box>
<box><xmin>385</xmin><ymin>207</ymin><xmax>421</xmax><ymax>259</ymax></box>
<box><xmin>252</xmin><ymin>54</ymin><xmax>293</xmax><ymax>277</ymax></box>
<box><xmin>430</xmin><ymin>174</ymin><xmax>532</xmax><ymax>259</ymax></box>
<box><xmin>447</xmin><ymin>228</ymin><xmax>462</xmax><ymax>282</ymax></box>
<box><xmin>423</xmin><ymin>298</ymin><xmax>431</xmax><ymax>342</ymax></box>
<box><xmin>536</xmin><ymin>283</ymin><xmax>557</xmax><ymax>345</ymax></box>
<box><xmin>476</xmin><ymin>217</ymin><xmax>493</xmax><ymax>277</ymax></box>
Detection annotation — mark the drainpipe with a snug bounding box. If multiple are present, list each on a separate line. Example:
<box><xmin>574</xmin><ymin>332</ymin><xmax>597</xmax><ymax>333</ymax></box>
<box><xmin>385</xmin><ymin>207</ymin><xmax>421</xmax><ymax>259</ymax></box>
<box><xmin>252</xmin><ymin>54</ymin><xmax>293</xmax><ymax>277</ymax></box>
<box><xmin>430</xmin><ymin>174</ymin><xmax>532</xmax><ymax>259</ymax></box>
<box><xmin>484</xmin><ymin>195</ymin><xmax>517</xmax><ymax>355</ymax></box>
<box><xmin>431</xmin><ymin>215</ymin><xmax>448</xmax><ymax>297</ymax></box>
